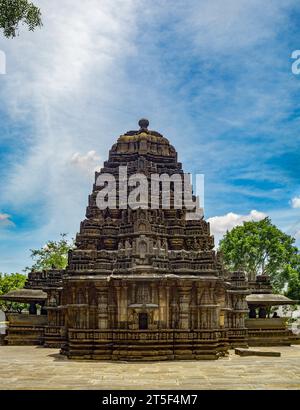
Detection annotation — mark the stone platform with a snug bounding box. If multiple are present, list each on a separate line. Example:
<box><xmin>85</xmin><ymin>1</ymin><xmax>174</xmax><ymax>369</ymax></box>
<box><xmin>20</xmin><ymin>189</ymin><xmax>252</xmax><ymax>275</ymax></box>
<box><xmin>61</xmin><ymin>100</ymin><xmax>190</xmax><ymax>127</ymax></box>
<box><xmin>0</xmin><ymin>345</ymin><xmax>299</xmax><ymax>390</ymax></box>
<box><xmin>235</xmin><ymin>348</ymin><xmax>281</xmax><ymax>357</ymax></box>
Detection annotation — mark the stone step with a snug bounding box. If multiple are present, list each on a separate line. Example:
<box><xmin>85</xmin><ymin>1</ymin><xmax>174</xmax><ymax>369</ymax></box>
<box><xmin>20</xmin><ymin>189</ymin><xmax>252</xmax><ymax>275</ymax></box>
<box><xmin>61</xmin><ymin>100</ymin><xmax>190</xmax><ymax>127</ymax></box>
<box><xmin>234</xmin><ymin>348</ymin><xmax>281</xmax><ymax>357</ymax></box>
<box><xmin>290</xmin><ymin>335</ymin><xmax>300</xmax><ymax>344</ymax></box>
<box><xmin>0</xmin><ymin>334</ymin><xmax>7</xmax><ymax>346</ymax></box>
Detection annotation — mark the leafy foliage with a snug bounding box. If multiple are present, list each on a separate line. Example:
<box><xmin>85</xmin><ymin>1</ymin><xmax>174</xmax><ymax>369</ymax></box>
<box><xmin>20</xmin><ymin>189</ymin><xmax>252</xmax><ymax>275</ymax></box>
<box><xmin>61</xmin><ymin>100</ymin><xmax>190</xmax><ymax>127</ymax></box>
<box><xmin>0</xmin><ymin>0</ymin><xmax>42</xmax><ymax>38</ymax></box>
<box><xmin>0</xmin><ymin>272</ymin><xmax>27</xmax><ymax>313</ymax></box>
<box><xmin>25</xmin><ymin>233</ymin><xmax>74</xmax><ymax>272</ymax></box>
<box><xmin>0</xmin><ymin>235</ymin><xmax>74</xmax><ymax>314</ymax></box>
<box><xmin>284</xmin><ymin>254</ymin><xmax>300</xmax><ymax>300</ymax></box>
<box><xmin>219</xmin><ymin>217</ymin><xmax>299</xmax><ymax>295</ymax></box>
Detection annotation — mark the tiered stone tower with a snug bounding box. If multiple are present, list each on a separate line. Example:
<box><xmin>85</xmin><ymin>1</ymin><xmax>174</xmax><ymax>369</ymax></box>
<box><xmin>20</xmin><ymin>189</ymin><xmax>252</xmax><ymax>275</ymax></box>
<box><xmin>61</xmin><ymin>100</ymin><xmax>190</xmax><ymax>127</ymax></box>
<box><xmin>47</xmin><ymin>119</ymin><xmax>249</xmax><ymax>360</ymax></box>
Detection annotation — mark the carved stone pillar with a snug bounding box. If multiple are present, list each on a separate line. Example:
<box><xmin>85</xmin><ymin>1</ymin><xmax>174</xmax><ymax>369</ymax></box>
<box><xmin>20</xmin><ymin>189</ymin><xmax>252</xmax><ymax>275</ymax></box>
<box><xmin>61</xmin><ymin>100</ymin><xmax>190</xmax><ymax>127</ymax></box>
<box><xmin>170</xmin><ymin>297</ymin><xmax>178</xmax><ymax>329</ymax></box>
<box><xmin>178</xmin><ymin>283</ymin><xmax>192</xmax><ymax>329</ymax></box>
<box><xmin>72</xmin><ymin>287</ymin><xmax>76</xmax><ymax>304</ymax></box>
<box><xmin>85</xmin><ymin>287</ymin><xmax>89</xmax><ymax>329</ymax></box>
<box><xmin>258</xmin><ymin>306</ymin><xmax>267</xmax><ymax>318</ymax></box>
<box><xmin>131</xmin><ymin>283</ymin><xmax>136</xmax><ymax>304</ymax></box>
<box><xmin>108</xmin><ymin>288</ymin><xmax>116</xmax><ymax>329</ymax></box>
<box><xmin>196</xmin><ymin>282</ymin><xmax>219</xmax><ymax>329</ymax></box>
<box><xmin>249</xmin><ymin>307</ymin><xmax>256</xmax><ymax>318</ymax></box>
<box><xmin>151</xmin><ymin>283</ymin><xmax>159</xmax><ymax>325</ymax></box>
<box><xmin>165</xmin><ymin>285</ymin><xmax>170</xmax><ymax>329</ymax></box>
<box><xmin>158</xmin><ymin>283</ymin><xmax>165</xmax><ymax>328</ymax></box>
<box><xmin>116</xmin><ymin>286</ymin><xmax>122</xmax><ymax>327</ymax></box>
<box><xmin>151</xmin><ymin>282</ymin><xmax>158</xmax><ymax>304</ymax></box>
<box><xmin>29</xmin><ymin>302</ymin><xmax>37</xmax><ymax>315</ymax></box>
<box><xmin>118</xmin><ymin>283</ymin><xmax>128</xmax><ymax>329</ymax></box>
<box><xmin>98</xmin><ymin>285</ymin><xmax>109</xmax><ymax>329</ymax></box>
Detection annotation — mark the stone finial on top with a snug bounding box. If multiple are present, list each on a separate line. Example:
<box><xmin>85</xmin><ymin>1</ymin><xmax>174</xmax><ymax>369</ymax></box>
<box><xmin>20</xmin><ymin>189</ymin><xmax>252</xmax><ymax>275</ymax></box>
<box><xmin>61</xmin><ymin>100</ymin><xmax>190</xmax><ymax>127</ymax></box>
<box><xmin>138</xmin><ymin>118</ymin><xmax>149</xmax><ymax>130</ymax></box>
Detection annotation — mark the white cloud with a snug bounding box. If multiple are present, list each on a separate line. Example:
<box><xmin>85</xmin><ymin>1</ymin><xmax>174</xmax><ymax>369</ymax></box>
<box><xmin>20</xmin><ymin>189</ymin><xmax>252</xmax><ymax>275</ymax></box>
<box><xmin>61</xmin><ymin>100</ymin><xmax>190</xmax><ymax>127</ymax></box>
<box><xmin>208</xmin><ymin>210</ymin><xmax>267</xmax><ymax>234</ymax></box>
<box><xmin>70</xmin><ymin>150</ymin><xmax>102</xmax><ymax>174</ymax></box>
<box><xmin>208</xmin><ymin>210</ymin><xmax>267</xmax><ymax>246</ymax></box>
<box><xmin>0</xmin><ymin>213</ymin><xmax>14</xmax><ymax>228</ymax></box>
<box><xmin>291</xmin><ymin>197</ymin><xmax>300</xmax><ymax>209</ymax></box>
<box><xmin>0</xmin><ymin>0</ymin><xmax>141</xmax><ymax>239</ymax></box>
<box><xmin>183</xmin><ymin>0</ymin><xmax>293</xmax><ymax>53</ymax></box>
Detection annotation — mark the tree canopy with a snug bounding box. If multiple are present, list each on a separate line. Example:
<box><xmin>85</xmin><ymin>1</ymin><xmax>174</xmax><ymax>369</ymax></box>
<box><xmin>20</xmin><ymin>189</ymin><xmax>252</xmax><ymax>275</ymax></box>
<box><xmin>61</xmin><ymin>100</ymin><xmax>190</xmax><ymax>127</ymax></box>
<box><xmin>283</xmin><ymin>253</ymin><xmax>300</xmax><ymax>300</ymax></box>
<box><xmin>219</xmin><ymin>217</ymin><xmax>300</xmax><ymax>298</ymax></box>
<box><xmin>25</xmin><ymin>233</ymin><xmax>74</xmax><ymax>272</ymax></box>
<box><xmin>0</xmin><ymin>234</ymin><xmax>74</xmax><ymax>312</ymax></box>
<box><xmin>0</xmin><ymin>0</ymin><xmax>42</xmax><ymax>38</ymax></box>
<box><xmin>0</xmin><ymin>272</ymin><xmax>27</xmax><ymax>313</ymax></box>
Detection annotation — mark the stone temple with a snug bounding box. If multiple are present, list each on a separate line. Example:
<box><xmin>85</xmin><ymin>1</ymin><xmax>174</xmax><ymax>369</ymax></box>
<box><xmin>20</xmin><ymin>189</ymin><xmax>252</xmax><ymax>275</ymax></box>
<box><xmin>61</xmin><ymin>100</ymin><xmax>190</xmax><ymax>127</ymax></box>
<box><xmin>54</xmin><ymin>118</ymin><xmax>248</xmax><ymax>360</ymax></box>
<box><xmin>1</xmin><ymin>120</ymin><xmax>297</xmax><ymax>359</ymax></box>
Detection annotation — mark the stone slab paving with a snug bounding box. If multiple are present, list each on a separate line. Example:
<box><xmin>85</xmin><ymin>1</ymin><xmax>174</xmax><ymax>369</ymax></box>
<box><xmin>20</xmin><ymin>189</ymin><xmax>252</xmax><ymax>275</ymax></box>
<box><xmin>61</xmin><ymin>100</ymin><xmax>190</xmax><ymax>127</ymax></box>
<box><xmin>0</xmin><ymin>345</ymin><xmax>299</xmax><ymax>390</ymax></box>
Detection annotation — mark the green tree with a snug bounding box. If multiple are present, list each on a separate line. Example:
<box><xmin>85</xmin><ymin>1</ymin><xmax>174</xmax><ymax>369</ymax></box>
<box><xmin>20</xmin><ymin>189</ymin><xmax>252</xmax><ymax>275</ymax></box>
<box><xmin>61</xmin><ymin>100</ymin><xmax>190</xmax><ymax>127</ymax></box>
<box><xmin>219</xmin><ymin>217</ymin><xmax>298</xmax><ymax>293</ymax></box>
<box><xmin>0</xmin><ymin>0</ymin><xmax>42</xmax><ymax>38</ymax></box>
<box><xmin>0</xmin><ymin>272</ymin><xmax>27</xmax><ymax>313</ymax></box>
<box><xmin>25</xmin><ymin>233</ymin><xmax>74</xmax><ymax>272</ymax></box>
<box><xmin>284</xmin><ymin>254</ymin><xmax>300</xmax><ymax>300</ymax></box>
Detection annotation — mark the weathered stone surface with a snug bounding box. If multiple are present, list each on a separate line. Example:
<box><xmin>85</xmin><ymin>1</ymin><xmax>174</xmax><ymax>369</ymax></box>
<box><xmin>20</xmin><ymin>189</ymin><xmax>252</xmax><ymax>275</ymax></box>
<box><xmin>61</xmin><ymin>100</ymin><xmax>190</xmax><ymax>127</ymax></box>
<box><xmin>4</xmin><ymin>314</ymin><xmax>47</xmax><ymax>346</ymax></box>
<box><xmin>235</xmin><ymin>348</ymin><xmax>281</xmax><ymax>357</ymax></box>
<box><xmin>0</xmin><ymin>334</ymin><xmax>6</xmax><ymax>346</ymax></box>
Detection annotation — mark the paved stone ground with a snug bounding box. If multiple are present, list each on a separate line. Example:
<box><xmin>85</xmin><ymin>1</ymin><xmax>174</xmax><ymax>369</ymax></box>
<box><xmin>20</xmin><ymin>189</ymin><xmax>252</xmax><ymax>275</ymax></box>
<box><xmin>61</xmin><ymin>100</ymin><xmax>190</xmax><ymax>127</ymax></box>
<box><xmin>0</xmin><ymin>345</ymin><xmax>299</xmax><ymax>390</ymax></box>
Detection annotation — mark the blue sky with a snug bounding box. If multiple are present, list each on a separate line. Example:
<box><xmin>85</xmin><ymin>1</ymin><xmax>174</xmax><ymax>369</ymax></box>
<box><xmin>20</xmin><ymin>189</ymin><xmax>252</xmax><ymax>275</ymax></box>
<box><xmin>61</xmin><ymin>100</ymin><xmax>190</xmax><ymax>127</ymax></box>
<box><xmin>0</xmin><ymin>0</ymin><xmax>300</xmax><ymax>273</ymax></box>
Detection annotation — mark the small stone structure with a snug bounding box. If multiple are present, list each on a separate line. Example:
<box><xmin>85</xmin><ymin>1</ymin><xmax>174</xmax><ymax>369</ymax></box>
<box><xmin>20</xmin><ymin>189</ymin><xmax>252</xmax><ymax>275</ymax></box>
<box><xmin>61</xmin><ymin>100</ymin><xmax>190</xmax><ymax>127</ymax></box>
<box><xmin>246</xmin><ymin>275</ymin><xmax>297</xmax><ymax>346</ymax></box>
<box><xmin>235</xmin><ymin>348</ymin><xmax>281</xmax><ymax>357</ymax></box>
<box><xmin>0</xmin><ymin>289</ymin><xmax>47</xmax><ymax>345</ymax></box>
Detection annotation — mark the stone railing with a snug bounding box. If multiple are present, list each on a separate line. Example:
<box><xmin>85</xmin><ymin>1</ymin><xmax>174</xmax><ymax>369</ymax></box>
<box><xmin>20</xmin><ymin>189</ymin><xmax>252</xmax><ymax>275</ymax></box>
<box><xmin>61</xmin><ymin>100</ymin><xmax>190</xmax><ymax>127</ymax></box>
<box><xmin>68</xmin><ymin>328</ymin><xmax>225</xmax><ymax>342</ymax></box>
<box><xmin>6</xmin><ymin>313</ymin><xmax>47</xmax><ymax>326</ymax></box>
<box><xmin>245</xmin><ymin>318</ymin><xmax>287</xmax><ymax>330</ymax></box>
<box><xmin>44</xmin><ymin>325</ymin><xmax>63</xmax><ymax>335</ymax></box>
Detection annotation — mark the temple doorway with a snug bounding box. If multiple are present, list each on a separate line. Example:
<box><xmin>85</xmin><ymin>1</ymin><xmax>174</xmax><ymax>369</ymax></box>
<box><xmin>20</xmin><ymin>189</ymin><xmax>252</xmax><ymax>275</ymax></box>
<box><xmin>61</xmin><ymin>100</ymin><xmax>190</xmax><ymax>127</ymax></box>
<box><xmin>139</xmin><ymin>313</ymin><xmax>148</xmax><ymax>330</ymax></box>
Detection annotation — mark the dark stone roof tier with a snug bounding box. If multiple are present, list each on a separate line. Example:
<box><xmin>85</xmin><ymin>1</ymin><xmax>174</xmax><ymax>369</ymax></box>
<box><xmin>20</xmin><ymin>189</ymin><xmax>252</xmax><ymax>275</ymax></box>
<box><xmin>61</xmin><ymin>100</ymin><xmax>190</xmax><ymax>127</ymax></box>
<box><xmin>0</xmin><ymin>289</ymin><xmax>47</xmax><ymax>302</ymax></box>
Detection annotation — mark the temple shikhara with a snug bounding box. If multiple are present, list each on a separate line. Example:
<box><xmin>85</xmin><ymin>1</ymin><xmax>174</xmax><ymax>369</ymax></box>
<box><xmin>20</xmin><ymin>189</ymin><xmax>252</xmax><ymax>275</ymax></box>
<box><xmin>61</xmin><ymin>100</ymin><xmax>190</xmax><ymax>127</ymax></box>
<box><xmin>0</xmin><ymin>120</ymin><xmax>298</xmax><ymax>359</ymax></box>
